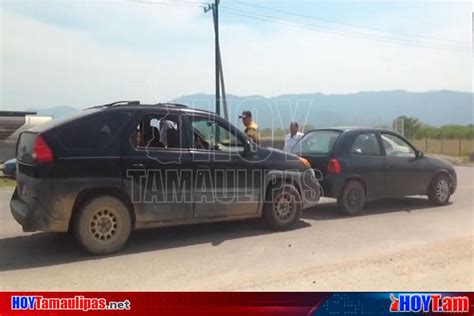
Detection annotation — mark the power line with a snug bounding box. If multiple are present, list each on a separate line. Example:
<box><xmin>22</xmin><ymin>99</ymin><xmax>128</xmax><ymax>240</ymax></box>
<box><xmin>233</xmin><ymin>0</ymin><xmax>469</xmax><ymax>47</ymax></box>
<box><xmin>135</xmin><ymin>0</ymin><xmax>206</xmax><ymax>8</ymax></box>
<box><xmin>221</xmin><ymin>6</ymin><xmax>469</xmax><ymax>51</ymax></box>
<box><xmin>132</xmin><ymin>0</ymin><xmax>470</xmax><ymax>53</ymax></box>
<box><xmin>219</xmin><ymin>6</ymin><xmax>470</xmax><ymax>53</ymax></box>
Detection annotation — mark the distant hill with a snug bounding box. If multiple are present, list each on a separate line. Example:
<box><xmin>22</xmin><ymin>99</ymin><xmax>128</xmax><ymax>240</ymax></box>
<box><xmin>18</xmin><ymin>90</ymin><xmax>472</xmax><ymax>128</ymax></box>
<box><xmin>173</xmin><ymin>90</ymin><xmax>473</xmax><ymax>128</ymax></box>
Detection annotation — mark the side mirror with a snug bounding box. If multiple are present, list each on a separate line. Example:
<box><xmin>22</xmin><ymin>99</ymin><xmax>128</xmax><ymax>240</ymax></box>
<box><xmin>416</xmin><ymin>150</ymin><xmax>424</xmax><ymax>158</ymax></box>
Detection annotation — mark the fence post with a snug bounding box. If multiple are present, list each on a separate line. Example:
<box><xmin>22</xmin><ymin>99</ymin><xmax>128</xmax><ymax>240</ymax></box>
<box><xmin>424</xmin><ymin>138</ymin><xmax>428</xmax><ymax>152</ymax></box>
<box><xmin>459</xmin><ymin>139</ymin><xmax>462</xmax><ymax>156</ymax></box>
<box><xmin>441</xmin><ymin>138</ymin><xmax>444</xmax><ymax>155</ymax></box>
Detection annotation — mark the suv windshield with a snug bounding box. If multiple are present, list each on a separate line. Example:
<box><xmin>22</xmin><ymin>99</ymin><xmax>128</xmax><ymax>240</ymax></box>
<box><xmin>291</xmin><ymin>130</ymin><xmax>341</xmax><ymax>155</ymax></box>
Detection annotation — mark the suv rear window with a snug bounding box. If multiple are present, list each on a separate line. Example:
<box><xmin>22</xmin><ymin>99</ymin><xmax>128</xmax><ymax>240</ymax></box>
<box><xmin>17</xmin><ymin>132</ymin><xmax>37</xmax><ymax>163</ymax></box>
<box><xmin>55</xmin><ymin>111</ymin><xmax>131</xmax><ymax>150</ymax></box>
<box><xmin>291</xmin><ymin>130</ymin><xmax>341</xmax><ymax>155</ymax></box>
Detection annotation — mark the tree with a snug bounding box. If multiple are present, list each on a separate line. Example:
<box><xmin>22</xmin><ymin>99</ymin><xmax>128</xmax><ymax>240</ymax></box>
<box><xmin>260</xmin><ymin>128</ymin><xmax>272</xmax><ymax>138</ymax></box>
<box><xmin>413</xmin><ymin>124</ymin><xmax>474</xmax><ymax>140</ymax></box>
<box><xmin>274</xmin><ymin>128</ymin><xmax>285</xmax><ymax>138</ymax></box>
<box><xmin>418</xmin><ymin>125</ymin><xmax>440</xmax><ymax>139</ymax></box>
<box><xmin>396</xmin><ymin>116</ymin><xmax>422</xmax><ymax>139</ymax></box>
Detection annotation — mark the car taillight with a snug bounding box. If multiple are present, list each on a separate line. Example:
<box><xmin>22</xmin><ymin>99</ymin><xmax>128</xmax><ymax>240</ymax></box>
<box><xmin>328</xmin><ymin>159</ymin><xmax>341</xmax><ymax>174</ymax></box>
<box><xmin>32</xmin><ymin>135</ymin><xmax>53</xmax><ymax>163</ymax></box>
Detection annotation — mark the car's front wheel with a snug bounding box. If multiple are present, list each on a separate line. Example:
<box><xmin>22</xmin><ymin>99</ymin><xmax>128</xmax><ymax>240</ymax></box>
<box><xmin>428</xmin><ymin>174</ymin><xmax>452</xmax><ymax>206</ymax></box>
<box><xmin>263</xmin><ymin>183</ymin><xmax>302</xmax><ymax>230</ymax></box>
<box><xmin>337</xmin><ymin>180</ymin><xmax>365</xmax><ymax>215</ymax></box>
<box><xmin>74</xmin><ymin>196</ymin><xmax>131</xmax><ymax>255</ymax></box>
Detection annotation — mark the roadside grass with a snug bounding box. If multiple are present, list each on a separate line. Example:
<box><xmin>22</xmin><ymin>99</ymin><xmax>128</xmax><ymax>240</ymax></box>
<box><xmin>0</xmin><ymin>177</ymin><xmax>16</xmax><ymax>189</ymax></box>
<box><xmin>459</xmin><ymin>156</ymin><xmax>473</xmax><ymax>164</ymax></box>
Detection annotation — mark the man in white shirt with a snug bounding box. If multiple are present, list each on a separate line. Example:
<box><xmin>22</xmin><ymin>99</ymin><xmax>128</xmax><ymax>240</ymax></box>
<box><xmin>159</xmin><ymin>119</ymin><xmax>178</xmax><ymax>147</ymax></box>
<box><xmin>283</xmin><ymin>121</ymin><xmax>304</xmax><ymax>152</ymax></box>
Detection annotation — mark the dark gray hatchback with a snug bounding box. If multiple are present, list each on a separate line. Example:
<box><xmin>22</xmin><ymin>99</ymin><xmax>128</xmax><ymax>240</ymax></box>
<box><xmin>11</xmin><ymin>102</ymin><xmax>320</xmax><ymax>254</ymax></box>
<box><xmin>291</xmin><ymin>127</ymin><xmax>457</xmax><ymax>215</ymax></box>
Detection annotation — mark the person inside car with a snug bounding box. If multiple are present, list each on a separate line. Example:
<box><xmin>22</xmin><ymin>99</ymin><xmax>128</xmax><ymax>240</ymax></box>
<box><xmin>136</xmin><ymin>128</ymin><xmax>143</xmax><ymax>147</ymax></box>
<box><xmin>159</xmin><ymin>119</ymin><xmax>177</xmax><ymax>147</ymax></box>
<box><xmin>147</xmin><ymin>127</ymin><xmax>165</xmax><ymax>148</ymax></box>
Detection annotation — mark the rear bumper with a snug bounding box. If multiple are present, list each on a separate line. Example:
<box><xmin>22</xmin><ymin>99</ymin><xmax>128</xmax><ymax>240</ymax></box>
<box><xmin>10</xmin><ymin>189</ymin><xmax>68</xmax><ymax>232</ymax></box>
<box><xmin>300</xmin><ymin>169</ymin><xmax>322</xmax><ymax>209</ymax></box>
<box><xmin>320</xmin><ymin>175</ymin><xmax>346</xmax><ymax>198</ymax></box>
<box><xmin>450</xmin><ymin>171</ymin><xmax>457</xmax><ymax>194</ymax></box>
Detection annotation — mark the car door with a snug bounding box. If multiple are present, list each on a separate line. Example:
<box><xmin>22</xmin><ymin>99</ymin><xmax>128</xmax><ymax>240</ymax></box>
<box><xmin>121</xmin><ymin>110</ymin><xmax>194</xmax><ymax>223</ymax></box>
<box><xmin>184</xmin><ymin>113</ymin><xmax>260</xmax><ymax>219</ymax></box>
<box><xmin>348</xmin><ymin>132</ymin><xmax>387</xmax><ymax>199</ymax></box>
<box><xmin>380</xmin><ymin>132</ymin><xmax>428</xmax><ymax>196</ymax></box>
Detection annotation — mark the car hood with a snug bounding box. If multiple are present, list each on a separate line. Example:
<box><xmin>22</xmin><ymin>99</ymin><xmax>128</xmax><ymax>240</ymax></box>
<box><xmin>424</xmin><ymin>155</ymin><xmax>456</xmax><ymax>171</ymax></box>
<box><xmin>5</xmin><ymin>158</ymin><xmax>16</xmax><ymax>165</ymax></box>
<box><xmin>255</xmin><ymin>146</ymin><xmax>306</xmax><ymax>170</ymax></box>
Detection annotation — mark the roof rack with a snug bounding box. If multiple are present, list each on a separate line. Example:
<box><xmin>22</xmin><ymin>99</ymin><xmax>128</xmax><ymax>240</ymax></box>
<box><xmin>104</xmin><ymin>101</ymin><xmax>140</xmax><ymax>107</ymax></box>
<box><xmin>155</xmin><ymin>102</ymin><xmax>188</xmax><ymax>108</ymax></box>
<box><xmin>85</xmin><ymin>101</ymin><xmax>140</xmax><ymax>110</ymax></box>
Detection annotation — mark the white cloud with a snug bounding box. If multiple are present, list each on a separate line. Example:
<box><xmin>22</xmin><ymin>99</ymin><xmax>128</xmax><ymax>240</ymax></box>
<box><xmin>0</xmin><ymin>6</ymin><xmax>215</xmax><ymax>108</ymax></box>
<box><xmin>219</xmin><ymin>20</ymin><xmax>471</xmax><ymax>96</ymax></box>
<box><xmin>0</xmin><ymin>1</ymin><xmax>471</xmax><ymax>109</ymax></box>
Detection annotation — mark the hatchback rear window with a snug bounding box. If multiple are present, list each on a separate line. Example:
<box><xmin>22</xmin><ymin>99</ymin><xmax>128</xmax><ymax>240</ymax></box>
<box><xmin>291</xmin><ymin>130</ymin><xmax>341</xmax><ymax>155</ymax></box>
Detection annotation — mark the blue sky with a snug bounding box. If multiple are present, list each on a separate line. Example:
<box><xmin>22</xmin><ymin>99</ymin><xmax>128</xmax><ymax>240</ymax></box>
<box><xmin>0</xmin><ymin>0</ymin><xmax>471</xmax><ymax>109</ymax></box>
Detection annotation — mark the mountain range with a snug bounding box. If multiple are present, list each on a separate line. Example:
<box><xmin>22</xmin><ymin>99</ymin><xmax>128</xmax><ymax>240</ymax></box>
<box><xmin>23</xmin><ymin>90</ymin><xmax>473</xmax><ymax>128</ymax></box>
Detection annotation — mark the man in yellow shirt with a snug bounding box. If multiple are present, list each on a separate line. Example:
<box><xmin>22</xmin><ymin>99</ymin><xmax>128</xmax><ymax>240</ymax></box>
<box><xmin>239</xmin><ymin>111</ymin><xmax>260</xmax><ymax>144</ymax></box>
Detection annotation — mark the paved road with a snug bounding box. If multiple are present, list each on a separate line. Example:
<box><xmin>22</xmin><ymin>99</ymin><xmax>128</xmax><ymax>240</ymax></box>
<box><xmin>0</xmin><ymin>167</ymin><xmax>472</xmax><ymax>291</ymax></box>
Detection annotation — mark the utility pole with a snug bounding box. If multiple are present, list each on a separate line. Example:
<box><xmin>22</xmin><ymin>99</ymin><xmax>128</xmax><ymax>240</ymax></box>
<box><xmin>204</xmin><ymin>0</ymin><xmax>228</xmax><ymax>119</ymax></box>
<box><xmin>218</xmin><ymin>50</ymin><xmax>229</xmax><ymax>119</ymax></box>
<box><xmin>213</xmin><ymin>1</ymin><xmax>220</xmax><ymax>117</ymax></box>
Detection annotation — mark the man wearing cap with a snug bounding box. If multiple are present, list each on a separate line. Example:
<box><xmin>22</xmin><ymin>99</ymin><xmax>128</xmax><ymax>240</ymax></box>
<box><xmin>239</xmin><ymin>111</ymin><xmax>260</xmax><ymax>144</ymax></box>
<box><xmin>283</xmin><ymin>121</ymin><xmax>304</xmax><ymax>152</ymax></box>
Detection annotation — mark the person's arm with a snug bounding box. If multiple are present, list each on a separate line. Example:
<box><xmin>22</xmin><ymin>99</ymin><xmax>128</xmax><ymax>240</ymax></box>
<box><xmin>255</xmin><ymin>130</ymin><xmax>260</xmax><ymax>145</ymax></box>
<box><xmin>247</xmin><ymin>128</ymin><xmax>259</xmax><ymax>144</ymax></box>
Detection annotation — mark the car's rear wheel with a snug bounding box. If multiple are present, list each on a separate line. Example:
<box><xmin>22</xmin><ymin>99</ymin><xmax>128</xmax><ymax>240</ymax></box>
<box><xmin>74</xmin><ymin>196</ymin><xmax>131</xmax><ymax>255</ymax></box>
<box><xmin>337</xmin><ymin>180</ymin><xmax>365</xmax><ymax>215</ymax></box>
<box><xmin>263</xmin><ymin>183</ymin><xmax>302</xmax><ymax>230</ymax></box>
<box><xmin>428</xmin><ymin>174</ymin><xmax>451</xmax><ymax>206</ymax></box>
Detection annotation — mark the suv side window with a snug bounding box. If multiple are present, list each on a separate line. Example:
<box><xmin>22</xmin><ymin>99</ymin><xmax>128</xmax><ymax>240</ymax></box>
<box><xmin>133</xmin><ymin>113</ymin><xmax>183</xmax><ymax>149</ymax></box>
<box><xmin>351</xmin><ymin>133</ymin><xmax>381</xmax><ymax>156</ymax></box>
<box><xmin>190</xmin><ymin>116</ymin><xmax>244</xmax><ymax>153</ymax></box>
<box><xmin>381</xmin><ymin>133</ymin><xmax>415</xmax><ymax>157</ymax></box>
<box><xmin>57</xmin><ymin>111</ymin><xmax>131</xmax><ymax>149</ymax></box>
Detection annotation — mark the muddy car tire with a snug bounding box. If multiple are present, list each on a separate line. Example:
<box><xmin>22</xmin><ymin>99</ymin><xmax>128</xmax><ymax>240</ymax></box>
<box><xmin>428</xmin><ymin>173</ymin><xmax>451</xmax><ymax>206</ymax></box>
<box><xmin>74</xmin><ymin>196</ymin><xmax>131</xmax><ymax>255</ymax></box>
<box><xmin>263</xmin><ymin>183</ymin><xmax>302</xmax><ymax>231</ymax></box>
<box><xmin>337</xmin><ymin>180</ymin><xmax>365</xmax><ymax>215</ymax></box>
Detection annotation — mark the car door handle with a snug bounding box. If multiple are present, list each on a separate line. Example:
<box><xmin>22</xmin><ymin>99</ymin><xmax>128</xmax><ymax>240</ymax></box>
<box><xmin>132</xmin><ymin>163</ymin><xmax>144</xmax><ymax>168</ymax></box>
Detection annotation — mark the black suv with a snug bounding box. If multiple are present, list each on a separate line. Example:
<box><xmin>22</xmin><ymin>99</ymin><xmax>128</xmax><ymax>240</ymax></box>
<box><xmin>11</xmin><ymin>101</ymin><xmax>320</xmax><ymax>254</ymax></box>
